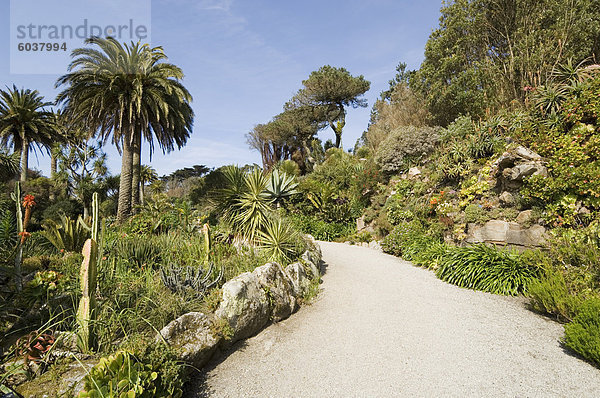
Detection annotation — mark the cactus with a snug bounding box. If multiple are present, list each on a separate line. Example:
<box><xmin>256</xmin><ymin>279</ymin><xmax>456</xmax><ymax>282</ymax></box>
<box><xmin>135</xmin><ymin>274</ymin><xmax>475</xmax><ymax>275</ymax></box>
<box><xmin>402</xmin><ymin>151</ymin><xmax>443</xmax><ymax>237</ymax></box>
<box><xmin>76</xmin><ymin>192</ymin><xmax>99</xmax><ymax>351</ymax></box>
<box><xmin>202</xmin><ymin>223</ymin><xmax>211</xmax><ymax>264</ymax></box>
<box><xmin>11</xmin><ymin>182</ymin><xmax>23</xmax><ymax>291</ymax></box>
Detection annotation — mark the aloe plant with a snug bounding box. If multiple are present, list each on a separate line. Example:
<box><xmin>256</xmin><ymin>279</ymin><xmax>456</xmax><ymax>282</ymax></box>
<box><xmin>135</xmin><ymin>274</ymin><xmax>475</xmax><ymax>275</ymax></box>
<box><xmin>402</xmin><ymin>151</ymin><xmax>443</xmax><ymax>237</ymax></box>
<box><xmin>40</xmin><ymin>215</ymin><xmax>90</xmax><ymax>253</ymax></box>
<box><xmin>76</xmin><ymin>192</ymin><xmax>99</xmax><ymax>351</ymax></box>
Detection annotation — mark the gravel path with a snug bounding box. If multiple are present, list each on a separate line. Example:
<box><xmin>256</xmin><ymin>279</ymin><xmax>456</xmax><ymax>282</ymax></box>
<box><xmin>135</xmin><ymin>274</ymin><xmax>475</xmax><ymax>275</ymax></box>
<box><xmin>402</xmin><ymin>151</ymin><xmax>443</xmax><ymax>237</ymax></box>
<box><xmin>186</xmin><ymin>242</ymin><xmax>600</xmax><ymax>397</ymax></box>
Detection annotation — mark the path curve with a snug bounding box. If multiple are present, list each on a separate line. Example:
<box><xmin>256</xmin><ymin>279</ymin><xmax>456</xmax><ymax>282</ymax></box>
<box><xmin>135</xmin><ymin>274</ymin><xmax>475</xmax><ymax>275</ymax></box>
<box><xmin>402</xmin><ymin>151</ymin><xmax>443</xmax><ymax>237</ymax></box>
<box><xmin>187</xmin><ymin>242</ymin><xmax>600</xmax><ymax>397</ymax></box>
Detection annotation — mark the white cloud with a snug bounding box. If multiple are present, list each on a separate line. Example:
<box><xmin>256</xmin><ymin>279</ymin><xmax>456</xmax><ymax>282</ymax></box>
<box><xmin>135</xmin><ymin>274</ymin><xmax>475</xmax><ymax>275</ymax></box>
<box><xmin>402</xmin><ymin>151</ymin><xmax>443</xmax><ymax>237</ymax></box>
<box><xmin>196</xmin><ymin>0</ymin><xmax>233</xmax><ymax>12</ymax></box>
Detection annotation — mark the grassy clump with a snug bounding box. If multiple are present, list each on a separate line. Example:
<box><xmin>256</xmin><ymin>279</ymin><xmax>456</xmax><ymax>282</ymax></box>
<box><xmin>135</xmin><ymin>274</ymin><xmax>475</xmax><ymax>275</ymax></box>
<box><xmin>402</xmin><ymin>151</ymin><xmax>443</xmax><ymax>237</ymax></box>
<box><xmin>564</xmin><ymin>298</ymin><xmax>600</xmax><ymax>366</ymax></box>
<box><xmin>436</xmin><ymin>244</ymin><xmax>538</xmax><ymax>296</ymax></box>
<box><xmin>411</xmin><ymin>240</ymin><xmax>450</xmax><ymax>270</ymax></box>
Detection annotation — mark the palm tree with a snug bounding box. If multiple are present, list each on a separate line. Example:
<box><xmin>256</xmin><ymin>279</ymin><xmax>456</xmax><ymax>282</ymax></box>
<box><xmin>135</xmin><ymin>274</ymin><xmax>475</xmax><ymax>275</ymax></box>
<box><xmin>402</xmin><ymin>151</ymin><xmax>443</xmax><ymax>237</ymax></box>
<box><xmin>139</xmin><ymin>164</ymin><xmax>158</xmax><ymax>205</ymax></box>
<box><xmin>56</xmin><ymin>37</ymin><xmax>194</xmax><ymax>222</ymax></box>
<box><xmin>0</xmin><ymin>86</ymin><xmax>60</xmax><ymax>181</ymax></box>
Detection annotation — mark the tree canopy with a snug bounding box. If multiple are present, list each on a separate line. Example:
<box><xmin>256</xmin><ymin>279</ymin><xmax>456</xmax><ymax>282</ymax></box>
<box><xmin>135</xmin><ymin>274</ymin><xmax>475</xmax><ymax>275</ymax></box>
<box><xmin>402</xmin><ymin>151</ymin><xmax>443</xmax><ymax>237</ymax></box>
<box><xmin>411</xmin><ymin>0</ymin><xmax>600</xmax><ymax>126</ymax></box>
<box><xmin>288</xmin><ymin>65</ymin><xmax>370</xmax><ymax>148</ymax></box>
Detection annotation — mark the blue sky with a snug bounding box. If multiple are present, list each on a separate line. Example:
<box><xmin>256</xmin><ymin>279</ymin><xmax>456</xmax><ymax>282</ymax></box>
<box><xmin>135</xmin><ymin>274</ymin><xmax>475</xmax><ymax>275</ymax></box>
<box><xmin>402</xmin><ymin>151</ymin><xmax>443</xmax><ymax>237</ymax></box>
<box><xmin>0</xmin><ymin>0</ymin><xmax>442</xmax><ymax>176</ymax></box>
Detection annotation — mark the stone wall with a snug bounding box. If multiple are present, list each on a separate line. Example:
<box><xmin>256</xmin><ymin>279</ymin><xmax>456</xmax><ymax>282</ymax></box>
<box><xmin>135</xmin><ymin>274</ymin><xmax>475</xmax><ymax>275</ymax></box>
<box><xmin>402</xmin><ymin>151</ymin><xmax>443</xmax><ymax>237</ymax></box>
<box><xmin>158</xmin><ymin>236</ymin><xmax>323</xmax><ymax>369</ymax></box>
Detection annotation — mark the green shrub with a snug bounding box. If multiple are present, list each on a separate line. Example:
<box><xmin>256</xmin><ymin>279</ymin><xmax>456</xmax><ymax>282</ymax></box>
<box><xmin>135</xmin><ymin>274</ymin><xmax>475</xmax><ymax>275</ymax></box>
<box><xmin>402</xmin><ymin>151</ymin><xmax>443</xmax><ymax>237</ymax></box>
<box><xmin>564</xmin><ymin>298</ymin><xmax>600</xmax><ymax>366</ymax></box>
<box><xmin>375</xmin><ymin>125</ymin><xmax>440</xmax><ymax>174</ymax></box>
<box><xmin>442</xmin><ymin>116</ymin><xmax>475</xmax><ymax>140</ymax></box>
<box><xmin>289</xmin><ymin>214</ymin><xmax>353</xmax><ymax>241</ymax></box>
<box><xmin>528</xmin><ymin>269</ymin><xmax>582</xmax><ymax>322</ymax></box>
<box><xmin>385</xmin><ymin>194</ymin><xmax>414</xmax><ymax>225</ymax></box>
<box><xmin>464</xmin><ymin>204</ymin><xmax>489</xmax><ymax>224</ymax></box>
<box><xmin>381</xmin><ymin>220</ymin><xmax>425</xmax><ymax>257</ymax></box>
<box><xmin>436</xmin><ymin>244</ymin><xmax>538</xmax><ymax>295</ymax></box>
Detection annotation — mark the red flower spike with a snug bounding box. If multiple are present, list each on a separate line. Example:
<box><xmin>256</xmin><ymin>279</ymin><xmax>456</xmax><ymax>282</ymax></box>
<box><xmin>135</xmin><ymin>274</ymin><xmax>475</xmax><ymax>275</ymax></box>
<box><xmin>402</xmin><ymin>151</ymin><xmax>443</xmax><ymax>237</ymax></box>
<box><xmin>22</xmin><ymin>195</ymin><xmax>36</xmax><ymax>209</ymax></box>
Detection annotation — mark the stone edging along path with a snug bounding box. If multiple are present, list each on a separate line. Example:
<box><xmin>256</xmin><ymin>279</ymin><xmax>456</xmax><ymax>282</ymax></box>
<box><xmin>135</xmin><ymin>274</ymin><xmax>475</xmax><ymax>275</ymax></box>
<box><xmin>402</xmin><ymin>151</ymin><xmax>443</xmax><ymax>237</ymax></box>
<box><xmin>158</xmin><ymin>236</ymin><xmax>323</xmax><ymax>371</ymax></box>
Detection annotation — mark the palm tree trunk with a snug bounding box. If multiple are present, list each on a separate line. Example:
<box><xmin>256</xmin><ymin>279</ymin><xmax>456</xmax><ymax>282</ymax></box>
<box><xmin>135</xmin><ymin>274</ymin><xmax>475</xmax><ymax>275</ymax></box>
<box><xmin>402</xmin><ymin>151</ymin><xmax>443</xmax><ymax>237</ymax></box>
<box><xmin>50</xmin><ymin>151</ymin><xmax>57</xmax><ymax>176</ymax></box>
<box><xmin>117</xmin><ymin>132</ymin><xmax>134</xmax><ymax>223</ymax></box>
<box><xmin>140</xmin><ymin>178</ymin><xmax>145</xmax><ymax>205</ymax></box>
<box><xmin>131</xmin><ymin>133</ymin><xmax>141</xmax><ymax>213</ymax></box>
<box><xmin>20</xmin><ymin>140</ymin><xmax>29</xmax><ymax>182</ymax></box>
<box><xmin>49</xmin><ymin>147</ymin><xmax>57</xmax><ymax>200</ymax></box>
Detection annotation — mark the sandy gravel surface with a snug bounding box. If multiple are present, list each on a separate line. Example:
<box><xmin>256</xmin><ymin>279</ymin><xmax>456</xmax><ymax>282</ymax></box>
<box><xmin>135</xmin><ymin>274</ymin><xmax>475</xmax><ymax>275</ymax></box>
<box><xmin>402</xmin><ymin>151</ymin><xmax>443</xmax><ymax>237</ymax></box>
<box><xmin>186</xmin><ymin>241</ymin><xmax>600</xmax><ymax>397</ymax></box>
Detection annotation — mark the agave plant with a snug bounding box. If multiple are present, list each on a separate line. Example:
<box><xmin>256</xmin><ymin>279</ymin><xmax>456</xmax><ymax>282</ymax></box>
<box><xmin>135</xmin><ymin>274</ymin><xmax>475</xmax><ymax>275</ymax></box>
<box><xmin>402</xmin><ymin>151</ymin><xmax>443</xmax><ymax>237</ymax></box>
<box><xmin>551</xmin><ymin>58</ymin><xmax>591</xmax><ymax>85</ymax></box>
<box><xmin>257</xmin><ymin>217</ymin><xmax>300</xmax><ymax>264</ymax></box>
<box><xmin>40</xmin><ymin>215</ymin><xmax>90</xmax><ymax>253</ymax></box>
<box><xmin>265</xmin><ymin>169</ymin><xmax>298</xmax><ymax>207</ymax></box>
<box><xmin>114</xmin><ymin>238</ymin><xmax>162</xmax><ymax>268</ymax></box>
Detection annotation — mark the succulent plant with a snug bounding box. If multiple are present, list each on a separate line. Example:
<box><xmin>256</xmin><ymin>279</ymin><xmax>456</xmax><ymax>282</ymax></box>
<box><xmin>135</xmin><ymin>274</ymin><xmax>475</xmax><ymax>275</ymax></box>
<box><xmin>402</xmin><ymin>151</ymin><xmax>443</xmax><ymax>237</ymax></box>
<box><xmin>159</xmin><ymin>262</ymin><xmax>222</xmax><ymax>298</ymax></box>
<box><xmin>76</xmin><ymin>192</ymin><xmax>99</xmax><ymax>352</ymax></box>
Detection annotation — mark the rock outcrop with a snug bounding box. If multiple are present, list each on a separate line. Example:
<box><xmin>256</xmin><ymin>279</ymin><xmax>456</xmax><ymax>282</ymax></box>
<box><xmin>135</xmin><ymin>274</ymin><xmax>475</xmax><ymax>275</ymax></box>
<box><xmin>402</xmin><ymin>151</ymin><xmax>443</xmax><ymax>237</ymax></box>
<box><xmin>157</xmin><ymin>312</ymin><xmax>221</xmax><ymax>368</ymax></box>
<box><xmin>466</xmin><ymin>220</ymin><xmax>547</xmax><ymax>249</ymax></box>
<box><xmin>492</xmin><ymin>145</ymin><xmax>548</xmax><ymax>191</ymax></box>
<box><xmin>15</xmin><ymin>359</ymin><xmax>97</xmax><ymax>397</ymax></box>
<box><xmin>215</xmin><ymin>271</ymin><xmax>272</xmax><ymax>342</ymax></box>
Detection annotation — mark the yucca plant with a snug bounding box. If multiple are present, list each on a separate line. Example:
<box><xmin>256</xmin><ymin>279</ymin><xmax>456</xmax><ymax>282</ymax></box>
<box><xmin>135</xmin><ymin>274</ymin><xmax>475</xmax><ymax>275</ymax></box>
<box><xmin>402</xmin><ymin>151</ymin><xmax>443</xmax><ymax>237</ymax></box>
<box><xmin>257</xmin><ymin>218</ymin><xmax>301</xmax><ymax>264</ymax></box>
<box><xmin>436</xmin><ymin>244</ymin><xmax>538</xmax><ymax>296</ymax></box>
<box><xmin>235</xmin><ymin>168</ymin><xmax>272</xmax><ymax>239</ymax></box>
<box><xmin>216</xmin><ymin>166</ymin><xmax>273</xmax><ymax>241</ymax></box>
<box><xmin>40</xmin><ymin>214</ymin><xmax>90</xmax><ymax>253</ymax></box>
